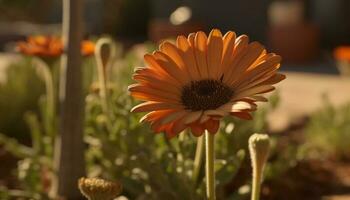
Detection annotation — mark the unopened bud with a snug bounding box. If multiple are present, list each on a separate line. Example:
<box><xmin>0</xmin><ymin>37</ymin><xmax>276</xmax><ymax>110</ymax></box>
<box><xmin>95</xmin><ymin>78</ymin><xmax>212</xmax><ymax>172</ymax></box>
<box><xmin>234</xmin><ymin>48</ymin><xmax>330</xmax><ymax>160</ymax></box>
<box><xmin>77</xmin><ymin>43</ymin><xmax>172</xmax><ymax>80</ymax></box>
<box><xmin>249</xmin><ymin>133</ymin><xmax>270</xmax><ymax>200</ymax></box>
<box><xmin>249</xmin><ymin>134</ymin><xmax>270</xmax><ymax>179</ymax></box>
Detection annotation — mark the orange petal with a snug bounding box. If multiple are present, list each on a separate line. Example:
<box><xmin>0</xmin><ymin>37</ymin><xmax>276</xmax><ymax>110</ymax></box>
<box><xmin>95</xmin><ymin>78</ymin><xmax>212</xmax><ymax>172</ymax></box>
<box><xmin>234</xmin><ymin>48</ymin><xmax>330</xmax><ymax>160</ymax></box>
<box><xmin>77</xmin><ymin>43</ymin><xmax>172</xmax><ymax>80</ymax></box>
<box><xmin>183</xmin><ymin>111</ymin><xmax>203</xmax><ymax>124</ymax></box>
<box><xmin>131</xmin><ymin>102</ymin><xmax>182</xmax><ymax>113</ymax></box>
<box><xmin>132</xmin><ymin>79</ymin><xmax>181</xmax><ymax>96</ymax></box>
<box><xmin>141</xmin><ymin>110</ymin><xmax>177</xmax><ymax>123</ymax></box>
<box><xmin>143</xmin><ymin>55</ymin><xmax>182</xmax><ymax>86</ymax></box>
<box><xmin>167</xmin><ymin>118</ymin><xmax>188</xmax><ymax>138</ymax></box>
<box><xmin>194</xmin><ymin>31</ymin><xmax>209</xmax><ymax>79</ymax></box>
<box><xmin>221</xmin><ymin>31</ymin><xmax>236</xmax><ymax>75</ymax></box>
<box><xmin>176</xmin><ymin>35</ymin><xmax>201</xmax><ymax>80</ymax></box>
<box><xmin>130</xmin><ymin>92</ymin><xmax>179</xmax><ymax>103</ymax></box>
<box><xmin>203</xmin><ymin>109</ymin><xmax>227</xmax><ymax>118</ymax></box>
<box><xmin>207</xmin><ymin>29</ymin><xmax>223</xmax><ymax>79</ymax></box>
<box><xmin>160</xmin><ymin>42</ymin><xmax>187</xmax><ymax>73</ymax></box>
<box><xmin>187</xmin><ymin>32</ymin><xmax>196</xmax><ymax>47</ymax></box>
<box><xmin>132</xmin><ymin>74</ymin><xmax>181</xmax><ymax>94</ymax></box>
<box><xmin>248</xmin><ymin>49</ymin><xmax>268</xmax><ymax>70</ymax></box>
<box><xmin>159</xmin><ymin>110</ymin><xmax>188</xmax><ymax>125</ymax></box>
<box><xmin>190</xmin><ymin>122</ymin><xmax>205</xmax><ymax>137</ymax></box>
<box><xmin>150</xmin><ymin>111</ymin><xmax>187</xmax><ymax>137</ymax></box>
<box><xmin>258</xmin><ymin>73</ymin><xmax>286</xmax><ymax>85</ymax></box>
<box><xmin>133</xmin><ymin>68</ymin><xmax>181</xmax><ymax>89</ymax></box>
<box><xmin>219</xmin><ymin>101</ymin><xmax>254</xmax><ymax>112</ymax></box>
<box><xmin>231</xmin><ymin>112</ymin><xmax>253</xmax><ymax>120</ymax></box>
<box><xmin>200</xmin><ymin>114</ymin><xmax>210</xmax><ymax>123</ymax></box>
<box><xmin>128</xmin><ymin>84</ymin><xmax>180</xmax><ymax>101</ymax></box>
<box><xmin>232</xmin><ymin>85</ymin><xmax>275</xmax><ymax>101</ymax></box>
<box><xmin>153</xmin><ymin>51</ymin><xmax>189</xmax><ymax>84</ymax></box>
<box><xmin>223</xmin><ymin>35</ymin><xmax>249</xmax><ymax>83</ymax></box>
<box><xmin>227</xmin><ymin>42</ymin><xmax>264</xmax><ymax>86</ymax></box>
<box><xmin>237</xmin><ymin>42</ymin><xmax>265</xmax><ymax>70</ymax></box>
<box><xmin>204</xmin><ymin>119</ymin><xmax>220</xmax><ymax>134</ymax></box>
<box><xmin>144</xmin><ymin>54</ymin><xmax>168</xmax><ymax>76</ymax></box>
<box><xmin>246</xmin><ymin>55</ymin><xmax>281</xmax><ymax>75</ymax></box>
<box><xmin>249</xmin><ymin>96</ymin><xmax>268</xmax><ymax>102</ymax></box>
<box><xmin>233</xmin><ymin>55</ymin><xmax>281</xmax><ymax>89</ymax></box>
<box><xmin>152</xmin><ymin>122</ymin><xmax>171</xmax><ymax>134</ymax></box>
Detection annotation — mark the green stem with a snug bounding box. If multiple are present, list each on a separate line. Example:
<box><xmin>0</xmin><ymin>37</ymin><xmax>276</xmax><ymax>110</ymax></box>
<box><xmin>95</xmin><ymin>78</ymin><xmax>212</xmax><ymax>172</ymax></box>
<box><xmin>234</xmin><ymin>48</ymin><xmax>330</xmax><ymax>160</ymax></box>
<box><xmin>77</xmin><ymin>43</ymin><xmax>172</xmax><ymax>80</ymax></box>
<box><xmin>251</xmin><ymin>170</ymin><xmax>261</xmax><ymax>200</ymax></box>
<box><xmin>192</xmin><ymin>135</ymin><xmax>204</xmax><ymax>183</ymax></box>
<box><xmin>32</xmin><ymin>57</ymin><xmax>55</xmax><ymax>137</ymax></box>
<box><xmin>205</xmin><ymin>130</ymin><xmax>215</xmax><ymax>200</ymax></box>
<box><xmin>179</xmin><ymin>131</ymin><xmax>186</xmax><ymax>142</ymax></box>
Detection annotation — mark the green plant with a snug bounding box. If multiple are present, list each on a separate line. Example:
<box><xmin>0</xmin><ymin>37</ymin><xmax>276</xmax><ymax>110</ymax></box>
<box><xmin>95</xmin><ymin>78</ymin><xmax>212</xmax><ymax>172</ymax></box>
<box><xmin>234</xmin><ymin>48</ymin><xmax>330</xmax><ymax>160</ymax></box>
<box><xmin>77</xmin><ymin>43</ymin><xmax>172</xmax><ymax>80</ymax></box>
<box><xmin>84</xmin><ymin>41</ymin><xmax>280</xmax><ymax>199</ymax></box>
<box><xmin>0</xmin><ymin>54</ymin><xmax>94</xmax><ymax>199</ymax></box>
<box><xmin>0</xmin><ymin>71</ymin><xmax>54</xmax><ymax>199</ymax></box>
<box><xmin>0</xmin><ymin>58</ymin><xmax>45</xmax><ymax>140</ymax></box>
<box><xmin>303</xmin><ymin>97</ymin><xmax>350</xmax><ymax>159</ymax></box>
<box><xmin>84</xmin><ymin>88</ymin><xmax>280</xmax><ymax>200</ymax></box>
<box><xmin>0</xmin><ymin>41</ymin><xmax>281</xmax><ymax>200</ymax></box>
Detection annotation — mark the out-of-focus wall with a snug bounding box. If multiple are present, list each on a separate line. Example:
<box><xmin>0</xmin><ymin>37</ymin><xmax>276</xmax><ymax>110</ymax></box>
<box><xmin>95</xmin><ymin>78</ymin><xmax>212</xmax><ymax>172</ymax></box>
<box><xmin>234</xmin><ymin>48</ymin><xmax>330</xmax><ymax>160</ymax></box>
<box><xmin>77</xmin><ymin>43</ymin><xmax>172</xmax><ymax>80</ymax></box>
<box><xmin>310</xmin><ymin>0</ymin><xmax>350</xmax><ymax>48</ymax></box>
<box><xmin>151</xmin><ymin>0</ymin><xmax>269</xmax><ymax>42</ymax></box>
<box><xmin>1</xmin><ymin>0</ymin><xmax>350</xmax><ymax>48</ymax></box>
<box><xmin>151</xmin><ymin>0</ymin><xmax>350</xmax><ymax>48</ymax></box>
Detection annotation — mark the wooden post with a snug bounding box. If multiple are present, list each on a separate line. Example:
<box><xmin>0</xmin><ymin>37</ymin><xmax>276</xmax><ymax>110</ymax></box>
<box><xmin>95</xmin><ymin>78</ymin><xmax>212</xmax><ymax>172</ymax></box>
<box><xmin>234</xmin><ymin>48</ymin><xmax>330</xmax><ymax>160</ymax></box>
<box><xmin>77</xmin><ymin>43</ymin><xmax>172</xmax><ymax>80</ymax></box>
<box><xmin>52</xmin><ymin>0</ymin><xmax>85</xmax><ymax>199</ymax></box>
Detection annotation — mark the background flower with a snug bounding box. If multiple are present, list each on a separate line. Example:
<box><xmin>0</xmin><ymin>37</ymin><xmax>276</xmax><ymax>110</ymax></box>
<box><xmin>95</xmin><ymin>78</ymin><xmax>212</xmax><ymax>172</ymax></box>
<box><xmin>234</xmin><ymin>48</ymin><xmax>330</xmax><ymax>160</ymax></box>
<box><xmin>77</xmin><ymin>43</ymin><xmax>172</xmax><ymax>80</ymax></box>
<box><xmin>17</xmin><ymin>36</ymin><xmax>95</xmax><ymax>57</ymax></box>
<box><xmin>81</xmin><ymin>40</ymin><xmax>95</xmax><ymax>57</ymax></box>
<box><xmin>334</xmin><ymin>46</ymin><xmax>350</xmax><ymax>62</ymax></box>
<box><xmin>17</xmin><ymin>36</ymin><xmax>63</xmax><ymax>57</ymax></box>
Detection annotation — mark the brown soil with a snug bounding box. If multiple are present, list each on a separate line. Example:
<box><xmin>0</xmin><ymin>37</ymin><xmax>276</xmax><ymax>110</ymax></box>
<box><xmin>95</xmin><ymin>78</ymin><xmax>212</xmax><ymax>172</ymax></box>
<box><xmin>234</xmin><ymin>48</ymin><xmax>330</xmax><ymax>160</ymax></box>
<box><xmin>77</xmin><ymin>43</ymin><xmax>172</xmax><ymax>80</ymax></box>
<box><xmin>0</xmin><ymin>145</ymin><xmax>19</xmax><ymax>188</ymax></box>
<box><xmin>263</xmin><ymin>118</ymin><xmax>350</xmax><ymax>200</ymax></box>
<box><xmin>263</xmin><ymin>160</ymin><xmax>350</xmax><ymax>200</ymax></box>
<box><xmin>226</xmin><ymin>117</ymin><xmax>350</xmax><ymax>200</ymax></box>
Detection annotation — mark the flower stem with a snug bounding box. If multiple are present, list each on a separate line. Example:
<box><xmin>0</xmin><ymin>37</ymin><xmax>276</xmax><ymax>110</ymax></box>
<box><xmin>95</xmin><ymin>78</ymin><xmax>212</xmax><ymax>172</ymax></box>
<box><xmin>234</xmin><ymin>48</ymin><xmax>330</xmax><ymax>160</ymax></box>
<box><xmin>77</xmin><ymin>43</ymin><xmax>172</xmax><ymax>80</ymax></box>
<box><xmin>192</xmin><ymin>135</ymin><xmax>204</xmax><ymax>183</ymax></box>
<box><xmin>205</xmin><ymin>130</ymin><xmax>215</xmax><ymax>200</ymax></box>
<box><xmin>95</xmin><ymin>39</ymin><xmax>109</xmax><ymax>115</ymax></box>
<box><xmin>94</xmin><ymin>37</ymin><xmax>116</xmax><ymax>116</ymax></box>
<box><xmin>251</xmin><ymin>172</ymin><xmax>261</xmax><ymax>200</ymax></box>
<box><xmin>32</xmin><ymin>57</ymin><xmax>55</xmax><ymax>137</ymax></box>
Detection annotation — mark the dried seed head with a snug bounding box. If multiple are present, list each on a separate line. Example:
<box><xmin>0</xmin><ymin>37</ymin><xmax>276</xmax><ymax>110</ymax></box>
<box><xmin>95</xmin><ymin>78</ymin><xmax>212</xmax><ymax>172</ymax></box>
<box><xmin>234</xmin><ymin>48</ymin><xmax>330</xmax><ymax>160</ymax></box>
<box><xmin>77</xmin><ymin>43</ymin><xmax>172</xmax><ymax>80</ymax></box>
<box><xmin>78</xmin><ymin>177</ymin><xmax>122</xmax><ymax>200</ymax></box>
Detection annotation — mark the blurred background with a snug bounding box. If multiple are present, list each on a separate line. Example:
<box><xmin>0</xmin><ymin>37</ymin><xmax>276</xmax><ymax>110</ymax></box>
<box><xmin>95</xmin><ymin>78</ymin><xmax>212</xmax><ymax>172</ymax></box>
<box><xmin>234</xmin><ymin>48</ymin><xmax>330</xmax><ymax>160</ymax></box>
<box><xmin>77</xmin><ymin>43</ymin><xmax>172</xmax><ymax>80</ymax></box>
<box><xmin>1</xmin><ymin>0</ymin><xmax>350</xmax><ymax>64</ymax></box>
<box><xmin>1</xmin><ymin>0</ymin><xmax>350</xmax><ymax>200</ymax></box>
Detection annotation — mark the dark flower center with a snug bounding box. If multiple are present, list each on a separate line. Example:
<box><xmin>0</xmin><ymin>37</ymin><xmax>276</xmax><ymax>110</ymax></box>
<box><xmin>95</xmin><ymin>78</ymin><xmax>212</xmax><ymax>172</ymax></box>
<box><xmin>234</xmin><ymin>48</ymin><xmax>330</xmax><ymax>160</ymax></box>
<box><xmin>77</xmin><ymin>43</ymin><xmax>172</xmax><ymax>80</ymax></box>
<box><xmin>181</xmin><ymin>79</ymin><xmax>234</xmax><ymax>111</ymax></box>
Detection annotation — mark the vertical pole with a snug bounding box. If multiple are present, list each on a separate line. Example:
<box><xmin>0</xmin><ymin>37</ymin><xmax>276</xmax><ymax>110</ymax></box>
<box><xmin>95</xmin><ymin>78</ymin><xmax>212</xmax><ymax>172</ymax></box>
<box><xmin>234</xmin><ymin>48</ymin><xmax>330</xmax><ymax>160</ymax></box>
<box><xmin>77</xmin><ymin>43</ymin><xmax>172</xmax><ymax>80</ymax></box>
<box><xmin>52</xmin><ymin>0</ymin><xmax>85</xmax><ymax>199</ymax></box>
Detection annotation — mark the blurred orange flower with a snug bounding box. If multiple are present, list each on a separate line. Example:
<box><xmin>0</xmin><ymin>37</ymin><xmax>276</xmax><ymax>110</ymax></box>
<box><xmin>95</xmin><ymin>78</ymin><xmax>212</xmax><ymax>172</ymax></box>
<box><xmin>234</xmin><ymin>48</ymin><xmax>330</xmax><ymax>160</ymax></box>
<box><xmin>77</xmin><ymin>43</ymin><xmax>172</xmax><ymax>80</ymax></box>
<box><xmin>129</xmin><ymin>29</ymin><xmax>285</xmax><ymax>138</ymax></box>
<box><xmin>17</xmin><ymin>36</ymin><xmax>63</xmax><ymax>57</ymax></box>
<box><xmin>17</xmin><ymin>36</ymin><xmax>95</xmax><ymax>57</ymax></box>
<box><xmin>334</xmin><ymin>46</ymin><xmax>350</xmax><ymax>62</ymax></box>
<box><xmin>81</xmin><ymin>40</ymin><xmax>95</xmax><ymax>56</ymax></box>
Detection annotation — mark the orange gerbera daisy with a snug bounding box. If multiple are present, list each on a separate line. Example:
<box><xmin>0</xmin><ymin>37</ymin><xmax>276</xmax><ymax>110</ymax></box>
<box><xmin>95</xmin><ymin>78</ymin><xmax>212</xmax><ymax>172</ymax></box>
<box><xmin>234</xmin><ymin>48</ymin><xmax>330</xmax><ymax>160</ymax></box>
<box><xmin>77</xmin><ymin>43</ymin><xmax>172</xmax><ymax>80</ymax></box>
<box><xmin>129</xmin><ymin>29</ymin><xmax>285</xmax><ymax>138</ymax></box>
<box><xmin>17</xmin><ymin>36</ymin><xmax>95</xmax><ymax>57</ymax></box>
<box><xmin>17</xmin><ymin>36</ymin><xmax>63</xmax><ymax>57</ymax></box>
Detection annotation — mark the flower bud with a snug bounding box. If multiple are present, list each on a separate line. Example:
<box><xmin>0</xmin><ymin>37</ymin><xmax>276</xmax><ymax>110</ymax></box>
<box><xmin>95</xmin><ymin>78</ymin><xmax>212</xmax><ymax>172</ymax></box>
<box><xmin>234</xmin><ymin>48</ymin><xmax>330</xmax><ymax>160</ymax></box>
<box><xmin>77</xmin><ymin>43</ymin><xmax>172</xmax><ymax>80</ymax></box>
<box><xmin>249</xmin><ymin>133</ymin><xmax>270</xmax><ymax>200</ymax></box>
<box><xmin>249</xmin><ymin>133</ymin><xmax>270</xmax><ymax>183</ymax></box>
